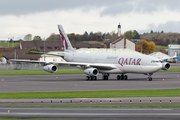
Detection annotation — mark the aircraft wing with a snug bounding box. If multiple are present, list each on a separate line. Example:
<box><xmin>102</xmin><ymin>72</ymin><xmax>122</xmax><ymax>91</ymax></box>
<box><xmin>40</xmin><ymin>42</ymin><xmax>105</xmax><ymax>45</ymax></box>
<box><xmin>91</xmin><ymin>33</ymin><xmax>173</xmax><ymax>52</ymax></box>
<box><xmin>159</xmin><ymin>54</ymin><xmax>177</xmax><ymax>61</ymax></box>
<box><xmin>57</xmin><ymin>61</ymin><xmax>116</xmax><ymax>70</ymax></box>
<box><xmin>4</xmin><ymin>56</ymin><xmax>116</xmax><ymax>70</ymax></box>
<box><xmin>64</xmin><ymin>62</ymin><xmax>117</xmax><ymax>70</ymax></box>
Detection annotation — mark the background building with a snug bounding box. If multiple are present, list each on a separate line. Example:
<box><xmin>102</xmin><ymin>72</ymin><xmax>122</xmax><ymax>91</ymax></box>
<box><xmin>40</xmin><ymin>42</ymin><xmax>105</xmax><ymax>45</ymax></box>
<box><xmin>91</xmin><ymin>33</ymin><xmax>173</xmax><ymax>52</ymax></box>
<box><xmin>105</xmin><ymin>37</ymin><xmax>135</xmax><ymax>51</ymax></box>
<box><xmin>168</xmin><ymin>45</ymin><xmax>180</xmax><ymax>57</ymax></box>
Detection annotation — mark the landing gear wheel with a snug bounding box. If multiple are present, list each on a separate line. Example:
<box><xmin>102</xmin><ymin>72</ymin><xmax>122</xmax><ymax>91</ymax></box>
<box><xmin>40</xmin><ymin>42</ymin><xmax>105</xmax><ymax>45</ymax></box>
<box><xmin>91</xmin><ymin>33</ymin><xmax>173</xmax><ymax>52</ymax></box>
<box><xmin>105</xmin><ymin>76</ymin><xmax>108</xmax><ymax>80</ymax></box>
<box><xmin>117</xmin><ymin>75</ymin><xmax>120</xmax><ymax>80</ymax></box>
<box><xmin>147</xmin><ymin>77</ymin><xmax>152</xmax><ymax>81</ymax></box>
<box><xmin>121</xmin><ymin>74</ymin><xmax>125</xmax><ymax>80</ymax></box>
<box><xmin>117</xmin><ymin>74</ymin><xmax>128</xmax><ymax>80</ymax></box>
<box><xmin>86</xmin><ymin>76</ymin><xmax>90</xmax><ymax>81</ymax></box>
<box><xmin>124</xmin><ymin>75</ymin><xmax>128</xmax><ymax>80</ymax></box>
<box><xmin>102</xmin><ymin>76</ymin><xmax>105</xmax><ymax>80</ymax></box>
<box><xmin>102</xmin><ymin>75</ymin><xmax>108</xmax><ymax>80</ymax></box>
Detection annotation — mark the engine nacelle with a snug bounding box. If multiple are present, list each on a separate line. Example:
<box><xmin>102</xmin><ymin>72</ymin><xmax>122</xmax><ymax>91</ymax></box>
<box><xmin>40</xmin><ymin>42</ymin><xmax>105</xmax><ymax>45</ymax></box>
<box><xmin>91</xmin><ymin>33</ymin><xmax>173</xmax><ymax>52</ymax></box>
<box><xmin>84</xmin><ymin>68</ymin><xmax>99</xmax><ymax>76</ymax></box>
<box><xmin>43</xmin><ymin>64</ymin><xmax>57</xmax><ymax>73</ymax></box>
<box><xmin>161</xmin><ymin>62</ymin><xmax>170</xmax><ymax>70</ymax></box>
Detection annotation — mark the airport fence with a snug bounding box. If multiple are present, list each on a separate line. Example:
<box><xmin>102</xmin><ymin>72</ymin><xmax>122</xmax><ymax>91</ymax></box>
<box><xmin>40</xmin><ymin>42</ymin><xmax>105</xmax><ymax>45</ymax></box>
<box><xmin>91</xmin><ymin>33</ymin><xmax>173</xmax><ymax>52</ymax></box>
<box><xmin>0</xmin><ymin>63</ymin><xmax>43</xmax><ymax>70</ymax></box>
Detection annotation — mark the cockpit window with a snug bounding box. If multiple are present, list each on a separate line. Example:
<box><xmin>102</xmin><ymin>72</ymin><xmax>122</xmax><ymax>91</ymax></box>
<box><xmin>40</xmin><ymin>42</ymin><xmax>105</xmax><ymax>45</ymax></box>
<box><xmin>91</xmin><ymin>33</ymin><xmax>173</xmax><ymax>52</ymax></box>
<box><xmin>151</xmin><ymin>60</ymin><xmax>160</xmax><ymax>63</ymax></box>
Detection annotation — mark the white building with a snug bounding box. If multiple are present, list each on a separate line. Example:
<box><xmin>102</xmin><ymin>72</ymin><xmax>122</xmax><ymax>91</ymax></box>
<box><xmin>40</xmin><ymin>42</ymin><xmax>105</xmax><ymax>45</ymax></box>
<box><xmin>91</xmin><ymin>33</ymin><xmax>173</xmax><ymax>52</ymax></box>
<box><xmin>105</xmin><ymin>37</ymin><xmax>135</xmax><ymax>51</ymax></box>
<box><xmin>168</xmin><ymin>45</ymin><xmax>180</xmax><ymax>57</ymax></box>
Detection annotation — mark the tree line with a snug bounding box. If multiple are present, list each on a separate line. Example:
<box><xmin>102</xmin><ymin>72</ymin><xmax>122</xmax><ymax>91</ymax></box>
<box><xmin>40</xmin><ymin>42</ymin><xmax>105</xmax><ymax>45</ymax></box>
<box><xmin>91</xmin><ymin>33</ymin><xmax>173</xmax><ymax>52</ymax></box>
<box><xmin>141</xmin><ymin>31</ymin><xmax>180</xmax><ymax>45</ymax></box>
<box><xmin>23</xmin><ymin>30</ymin><xmax>141</xmax><ymax>42</ymax></box>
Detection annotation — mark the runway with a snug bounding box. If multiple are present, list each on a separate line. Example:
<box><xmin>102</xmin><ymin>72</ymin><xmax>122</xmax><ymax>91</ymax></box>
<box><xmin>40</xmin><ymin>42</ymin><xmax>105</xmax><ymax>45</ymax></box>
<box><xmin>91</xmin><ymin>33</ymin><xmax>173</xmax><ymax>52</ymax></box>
<box><xmin>0</xmin><ymin>72</ymin><xmax>180</xmax><ymax>92</ymax></box>
<box><xmin>0</xmin><ymin>72</ymin><xmax>180</xmax><ymax>119</ymax></box>
<box><xmin>0</xmin><ymin>107</ymin><xmax>180</xmax><ymax>119</ymax></box>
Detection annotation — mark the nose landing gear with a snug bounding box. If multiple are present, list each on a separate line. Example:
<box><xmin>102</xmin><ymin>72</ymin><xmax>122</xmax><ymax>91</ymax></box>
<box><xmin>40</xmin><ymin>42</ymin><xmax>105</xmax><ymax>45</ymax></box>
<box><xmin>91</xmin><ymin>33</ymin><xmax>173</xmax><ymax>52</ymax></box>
<box><xmin>147</xmin><ymin>73</ymin><xmax>153</xmax><ymax>81</ymax></box>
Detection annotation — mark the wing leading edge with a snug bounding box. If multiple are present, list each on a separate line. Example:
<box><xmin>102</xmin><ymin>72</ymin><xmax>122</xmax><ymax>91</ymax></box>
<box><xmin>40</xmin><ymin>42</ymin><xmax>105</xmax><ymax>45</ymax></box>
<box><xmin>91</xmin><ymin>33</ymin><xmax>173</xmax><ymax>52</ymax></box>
<box><xmin>3</xmin><ymin>56</ymin><xmax>117</xmax><ymax>70</ymax></box>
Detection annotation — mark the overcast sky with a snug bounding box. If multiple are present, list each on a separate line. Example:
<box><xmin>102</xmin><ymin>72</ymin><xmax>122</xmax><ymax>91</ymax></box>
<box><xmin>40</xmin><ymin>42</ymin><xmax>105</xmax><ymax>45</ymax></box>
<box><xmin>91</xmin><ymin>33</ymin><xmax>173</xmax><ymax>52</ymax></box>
<box><xmin>0</xmin><ymin>0</ymin><xmax>180</xmax><ymax>40</ymax></box>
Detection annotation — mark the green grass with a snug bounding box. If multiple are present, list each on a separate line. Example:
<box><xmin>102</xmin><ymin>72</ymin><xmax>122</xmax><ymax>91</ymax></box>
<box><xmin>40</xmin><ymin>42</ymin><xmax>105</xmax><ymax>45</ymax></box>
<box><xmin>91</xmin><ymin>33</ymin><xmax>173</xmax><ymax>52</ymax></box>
<box><xmin>1</xmin><ymin>89</ymin><xmax>180</xmax><ymax>99</ymax></box>
<box><xmin>0</xmin><ymin>42</ymin><xmax>19</xmax><ymax>47</ymax></box>
<box><xmin>0</xmin><ymin>69</ymin><xmax>83</xmax><ymax>75</ymax></box>
<box><xmin>159</xmin><ymin>67</ymin><xmax>180</xmax><ymax>72</ymax></box>
<box><xmin>156</xmin><ymin>46</ymin><xmax>168</xmax><ymax>49</ymax></box>
<box><xmin>0</xmin><ymin>67</ymin><xmax>179</xmax><ymax>76</ymax></box>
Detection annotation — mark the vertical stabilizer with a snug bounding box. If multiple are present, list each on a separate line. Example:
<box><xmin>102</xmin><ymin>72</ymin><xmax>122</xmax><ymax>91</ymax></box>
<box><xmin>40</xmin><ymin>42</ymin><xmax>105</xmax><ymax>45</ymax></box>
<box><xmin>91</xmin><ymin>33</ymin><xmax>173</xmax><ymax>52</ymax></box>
<box><xmin>58</xmin><ymin>25</ymin><xmax>75</xmax><ymax>52</ymax></box>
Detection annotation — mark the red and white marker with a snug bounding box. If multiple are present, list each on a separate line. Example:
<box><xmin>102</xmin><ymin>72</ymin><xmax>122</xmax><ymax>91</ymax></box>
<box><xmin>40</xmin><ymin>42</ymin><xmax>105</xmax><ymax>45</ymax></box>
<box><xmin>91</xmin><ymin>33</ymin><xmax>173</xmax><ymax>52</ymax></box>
<box><xmin>56</xmin><ymin>77</ymin><xmax>58</xmax><ymax>79</ymax></box>
<box><xmin>163</xmin><ymin>78</ymin><xmax>165</xmax><ymax>81</ymax></box>
<box><xmin>177</xmin><ymin>75</ymin><xmax>179</xmax><ymax>78</ymax></box>
<box><xmin>2</xmin><ymin>79</ymin><xmax>3</xmax><ymax>82</ymax></box>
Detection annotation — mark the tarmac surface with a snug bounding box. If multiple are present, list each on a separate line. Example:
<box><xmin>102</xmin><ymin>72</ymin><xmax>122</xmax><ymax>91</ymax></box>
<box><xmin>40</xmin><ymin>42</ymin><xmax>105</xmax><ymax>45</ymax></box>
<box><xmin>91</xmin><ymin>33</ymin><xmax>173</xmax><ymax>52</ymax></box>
<box><xmin>0</xmin><ymin>72</ymin><xmax>180</xmax><ymax>92</ymax></box>
<box><xmin>1</xmin><ymin>107</ymin><xmax>180</xmax><ymax>119</ymax></box>
<box><xmin>0</xmin><ymin>71</ymin><xmax>180</xmax><ymax>119</ymax></box>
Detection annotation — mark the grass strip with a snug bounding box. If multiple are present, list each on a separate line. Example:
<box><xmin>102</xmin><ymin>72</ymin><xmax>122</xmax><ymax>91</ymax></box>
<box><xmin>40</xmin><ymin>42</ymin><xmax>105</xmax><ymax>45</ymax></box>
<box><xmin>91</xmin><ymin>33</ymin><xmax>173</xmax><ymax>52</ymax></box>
<box><xmin>10</xmin><ymin>105</ymin><xmax>180</xmax><ymax>108</ymax></box>
<box><xmin>0</xmin><ymin>42</ymin><xmax>19</xmax><ymax>47</ymax></box>
<box><xmin>155</xmin><ymin>46</ymin><xmax>168</xmax><ymax>49</ymax></box>
<box><xmin>158</xmin><ymin>67</ymin><xmax>180</xmax><ymax>72</ymax></box>
<box><xmin>0</xmin><ymin>69</ymin><xmax>83</xmax><ymax>75</ymax></box>
<box><xmin>0</xmin><ymin>67</ymin><xmax>179</xmax><ymax>76</ymax></box>
<box><xmin>0</xmin><ymin>89</ymin><xmax>180</xmax><ymax>99</ymax></box>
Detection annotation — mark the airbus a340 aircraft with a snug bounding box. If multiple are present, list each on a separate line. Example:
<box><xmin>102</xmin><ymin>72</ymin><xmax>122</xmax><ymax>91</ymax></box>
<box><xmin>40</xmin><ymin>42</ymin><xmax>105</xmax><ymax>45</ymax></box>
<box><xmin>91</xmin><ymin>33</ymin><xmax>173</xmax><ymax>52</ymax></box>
<box><xmin>4</xmin><ymin>25</ymin><xmax>176</xmax><ymax>81</ymax></box>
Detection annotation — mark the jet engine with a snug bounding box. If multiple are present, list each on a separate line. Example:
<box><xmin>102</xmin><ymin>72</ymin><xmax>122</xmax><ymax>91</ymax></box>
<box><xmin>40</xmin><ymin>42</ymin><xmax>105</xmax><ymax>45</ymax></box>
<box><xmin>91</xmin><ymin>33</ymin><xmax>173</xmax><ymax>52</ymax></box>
<box><xmin>84</xmin><ymin>68</ymin><xmax>99</xmax><ymax>76</ymax></box>
<box><xmin>43</xmin><ymin>64</ymin><xmax>57</xmax><ymax>73</ymax></box>
<box><xmin>161</xmin><ymin>62</ymin><xmax>170</xmax><ymax>70</ymax></box>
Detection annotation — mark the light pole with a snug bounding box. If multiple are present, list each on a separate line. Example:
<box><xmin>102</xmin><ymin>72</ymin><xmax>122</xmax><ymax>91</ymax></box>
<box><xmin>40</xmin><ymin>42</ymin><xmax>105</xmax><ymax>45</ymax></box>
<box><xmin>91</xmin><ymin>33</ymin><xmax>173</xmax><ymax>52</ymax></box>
<box><xmin>44</xmin><ymin>38</ymin><xmax>45</xmax><ymax>61</ymax></box>
<box><xmin>8</xmin><ymin>37</ymin><xmax>9</xmax><ymax>47</ymax></box>
<box><xmin>12</xmin><ymin>37</ymin><xmax>14</xmax><ymax>47</ymax></box>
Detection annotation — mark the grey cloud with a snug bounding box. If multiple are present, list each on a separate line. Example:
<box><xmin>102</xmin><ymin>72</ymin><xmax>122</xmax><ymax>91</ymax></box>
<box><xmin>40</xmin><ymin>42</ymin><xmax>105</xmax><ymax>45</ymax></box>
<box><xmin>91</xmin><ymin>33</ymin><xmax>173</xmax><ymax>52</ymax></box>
<box><xmin>156</xmin><ymin>21</ymin><xmax>180</xmax><ymax>33</ymax></box>
<box><xmin>0</xmin><ymin>0</ymin><xmax>180</xmax><ymax>16</ymax></box>
<box><xmin>140</xmin><ymin>21</ymin><xmax>180</xmax><ymax>33</ymax></box>
<box><xmin>0</xmin><ymin>0</ymin><xmax>123</xmax><ymax>15</ymax></box>
<box><xmin>100</xmin><ymin>0</ymin><xmax>180</xmax><ymax>16</ymax></box>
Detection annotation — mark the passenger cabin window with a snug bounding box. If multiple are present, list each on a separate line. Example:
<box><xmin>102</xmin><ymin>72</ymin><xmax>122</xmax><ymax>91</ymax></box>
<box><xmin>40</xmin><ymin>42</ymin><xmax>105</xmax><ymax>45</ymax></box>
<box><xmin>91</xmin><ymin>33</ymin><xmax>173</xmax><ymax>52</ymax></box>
<box><xmin>151</xmin><ymin>60</ymin><xmax>160</xmax><ymax>63</ymax></box>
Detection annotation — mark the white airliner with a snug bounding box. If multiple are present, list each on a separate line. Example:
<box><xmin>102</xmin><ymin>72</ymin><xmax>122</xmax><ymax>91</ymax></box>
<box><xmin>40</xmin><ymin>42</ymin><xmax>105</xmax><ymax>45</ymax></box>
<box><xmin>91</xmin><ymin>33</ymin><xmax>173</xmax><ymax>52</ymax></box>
<box><xmin>4</xmin><ymin>25</ymin><xmax>177</xmax><ymax>81</ymax></box>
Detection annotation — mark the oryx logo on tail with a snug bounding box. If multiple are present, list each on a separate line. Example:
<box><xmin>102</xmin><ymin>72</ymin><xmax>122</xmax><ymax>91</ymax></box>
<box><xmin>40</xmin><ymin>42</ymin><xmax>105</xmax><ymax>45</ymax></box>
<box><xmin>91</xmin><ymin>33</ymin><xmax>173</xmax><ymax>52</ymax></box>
<box><xmin>58</xmin><ymin>25</ymin><xmax>75</xmax><ymax>52</ymax></box>
<box><xmin>59</xmin><ymin>28</ymin><xmax>68</xmax><ymax>50</ymax></box>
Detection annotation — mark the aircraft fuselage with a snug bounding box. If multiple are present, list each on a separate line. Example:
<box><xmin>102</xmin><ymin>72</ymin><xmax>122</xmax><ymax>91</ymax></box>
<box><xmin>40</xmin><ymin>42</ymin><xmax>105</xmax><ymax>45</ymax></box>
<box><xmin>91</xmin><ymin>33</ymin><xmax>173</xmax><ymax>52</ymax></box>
<box><xmin>64</xmin><ymin>51</ymin><xmax>162</xmax><ymax>74</ymax></box>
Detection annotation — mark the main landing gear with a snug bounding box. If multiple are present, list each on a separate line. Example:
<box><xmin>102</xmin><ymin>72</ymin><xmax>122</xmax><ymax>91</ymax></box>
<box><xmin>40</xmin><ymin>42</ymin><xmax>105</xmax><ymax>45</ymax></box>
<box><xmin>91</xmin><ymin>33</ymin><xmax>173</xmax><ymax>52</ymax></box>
<box><xmin>102</xmin><ymin>73</ymin><xmax>109</xmax><ymax>80</ymax></box>
<box><xmin>117</xmin><ymin>74</ymin><xmax>128</xmax><ymax>80</ymax></box>
<box><xmin>86</xmin><ymin>76</ymin><xmax>97</xmax><ymax>81</ymax></box>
